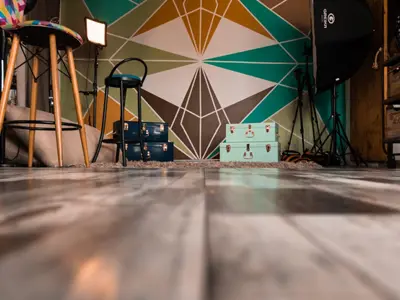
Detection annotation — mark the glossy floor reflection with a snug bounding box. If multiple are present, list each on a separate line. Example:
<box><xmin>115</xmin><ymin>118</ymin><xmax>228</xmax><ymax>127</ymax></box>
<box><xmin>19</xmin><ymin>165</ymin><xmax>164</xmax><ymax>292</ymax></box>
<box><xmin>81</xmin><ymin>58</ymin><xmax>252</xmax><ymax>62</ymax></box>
<box><xmin>0</xmin><ymin>167</ymin><xmax>399</xmax><ymax>300</ymax></box>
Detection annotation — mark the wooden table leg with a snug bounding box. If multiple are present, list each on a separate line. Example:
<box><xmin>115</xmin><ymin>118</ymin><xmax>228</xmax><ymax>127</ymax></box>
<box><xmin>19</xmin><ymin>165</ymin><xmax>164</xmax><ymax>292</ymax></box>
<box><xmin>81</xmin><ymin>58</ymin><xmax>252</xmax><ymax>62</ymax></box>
<box><xmin>28</xmin><ymin>52</ymin><xmax>40</xmax><ymax>167</ymax></box>
<box><xmin>0</xmin><ymin>35</ymin><xmax>20</xmax><ymax>133</ymax></box>
<box><xmin>49</xmin><ymin>34</ymin><xmax>63</xmax><ymax>167</ymax></box>
<box><xmin>66</xmin><ymin>47</ymin><xmax>90</xmax><ymax>167</ymax></box>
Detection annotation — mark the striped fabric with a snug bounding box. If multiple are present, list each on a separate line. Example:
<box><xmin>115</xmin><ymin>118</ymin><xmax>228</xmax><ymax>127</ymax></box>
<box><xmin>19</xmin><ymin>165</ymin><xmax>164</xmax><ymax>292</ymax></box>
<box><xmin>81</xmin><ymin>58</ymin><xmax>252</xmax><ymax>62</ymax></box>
<box><xmin>2</xmin><ymin>20</ymin><xmax>84</xmax><ymax>45</ymax></box>
<box><xmin>0</xmin><ymin>0</ymin><xmax>25</xmax><ymax>27</ymax></box>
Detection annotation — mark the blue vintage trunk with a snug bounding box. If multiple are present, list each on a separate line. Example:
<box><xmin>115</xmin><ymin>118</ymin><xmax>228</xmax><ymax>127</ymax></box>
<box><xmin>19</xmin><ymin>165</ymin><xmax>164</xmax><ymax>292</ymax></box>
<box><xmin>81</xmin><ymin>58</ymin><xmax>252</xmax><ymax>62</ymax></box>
<box><xmin>113</xmin><ymin>121</ymin><xmax>169</xmax><ymax>142</ymax></box>
<box><xmin>220</xmin><ymin>142</ymin><xmax>280</xmax><ymax>163</ymax></box>
<box><xmin>226</xmin><ymin>122</ymin><xmax>279</xmax><ymax>142</ymax></box>
<box><xmin>126</xmin><ymin>142</ymin><xmax>174</xmax><ymax>162</ymax></box>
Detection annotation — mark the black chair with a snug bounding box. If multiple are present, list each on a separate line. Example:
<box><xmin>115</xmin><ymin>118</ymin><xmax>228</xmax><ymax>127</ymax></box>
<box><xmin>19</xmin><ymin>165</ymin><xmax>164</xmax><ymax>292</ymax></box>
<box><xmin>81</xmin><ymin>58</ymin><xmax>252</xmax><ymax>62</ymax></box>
<box><xmin>92</xmin><ymin>58</ymin><xmax>148</xmax><ymax>167</ymax></box>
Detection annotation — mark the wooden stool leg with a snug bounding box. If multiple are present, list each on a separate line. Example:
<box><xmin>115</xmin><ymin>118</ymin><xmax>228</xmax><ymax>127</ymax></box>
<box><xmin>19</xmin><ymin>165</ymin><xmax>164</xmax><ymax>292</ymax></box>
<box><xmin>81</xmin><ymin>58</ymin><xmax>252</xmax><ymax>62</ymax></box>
<box><xmin>0</xmin><ymin>35</ymin><xmax>20</xmax><ymax>133</ymax></box>
<box><xmin>28</xmin><ymin>53</ymin><xmax>40</xmax><ymax>167</ymax></box>
<box><xmin>49</xmin><ymin>34</ymin><xmax>63</xmax><ymax>167</ymax></box>
<box><xmin>66</xmin><ymin>47</ymin><xmax>90</xmax><ymax>167</ymax></box>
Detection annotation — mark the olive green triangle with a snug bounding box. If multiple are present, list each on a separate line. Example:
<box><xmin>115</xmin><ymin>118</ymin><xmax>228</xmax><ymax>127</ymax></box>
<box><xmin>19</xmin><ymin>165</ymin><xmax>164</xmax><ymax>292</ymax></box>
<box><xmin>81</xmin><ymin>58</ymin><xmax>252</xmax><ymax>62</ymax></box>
<box><xmin>113</xmin><ymin>41</ymin><xmax>196</xmax><ymax>61</ymax></box>
<box><xmin>74</xmin><ymin>60</ymin><xmax>116</xmax><ymax>88</ymax></box>
<box><xmin>60</xmin><ymin>72</ymin><xmax>91</xmax><ymax>122</ymax></box>
<box><xmin>108</xmin><ymin>0</ymin><xmax>165</xmax><ymax>38</ymax></box>
<box><xmin>117</xmin><ymin>61</ymin><xmax>196</xmax><ymax>76</ymax></box>
<box><xmin>74</xmin><ymin>34</ymin><xmax>127</xmax><ymax>60</ymax></box>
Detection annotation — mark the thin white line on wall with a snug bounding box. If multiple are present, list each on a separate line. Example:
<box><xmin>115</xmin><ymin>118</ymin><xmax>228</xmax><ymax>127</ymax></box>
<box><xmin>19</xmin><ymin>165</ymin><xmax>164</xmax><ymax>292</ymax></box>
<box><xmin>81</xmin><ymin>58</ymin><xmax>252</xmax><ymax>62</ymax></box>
<box><xmin>267</xmin><ymin>96</ymin><xmax>297</xmax><ymax>120</ymax></box>
<box><xmin>74</xmin><ymin>59</ymin><xmax>197</xmax><ymax>63</ymax></box>
<box><xmin>269</xmin><ymin>119</ymin><xmax>315</xmax><ymax>147</ymax></box>
<box><xmin>128</xmin><ymin>0</ymin><xmax>141</xmax><ymax>5</ymax></box>
<box><xmin>280</xmin><ymin>36</ymin><xmax>310</xmax><ymax>44</ymax></box>
<box><xmin>109</xmin><ymin>0</ymin><xmax>167</xmax><ymax>60</ymax></box>
<box><xmin>278</xmin><ymin>83</ymin><xmax>297</xmax><ymax>90</ymax></box>
<box><xmin>271</xmin><ymin>0</ymin><xmax>288</xmax><ymax>10</ymax></box>
<box><xmin>107</xmin><ymin>32</ymin><xmax>130</xmax><ymax>41</ymax></box>
<box><xmin>183</xmin><ymin>7</ymin><xmax>201</xmax><ymax>17</ymax></box>
<box><xmin>81</xmin><ymin>0</ymin><xmax>94</xmax><ymax>18</ymax></box>
<box><xmin>201</xmin><ymin>68</ymin><xmax>223</xmax><ymax>159</ymax></box>
<box><xmin>201</xmin><ymin>68</ymin><xmax>231</xmax><ymax>158</ymax></box>
<box><xmin>171</xmin><ymin>68</ymin><xmax>199</xmax><ymax>128</ymax></box>
<box><xmin>202</xmin><ymin>7</ymin><xmax>222</xmax><ymax>18</ymax></box>
<box><xmin>257</xmin><ymin>0</ymin><xmax>308</xmax><ymax>40</ymax></box>
<box><xmin>205</xmin><ymin>61</ymin><xmax>297</xmax><ymax>65</ymax></box>
<box><xmin>201</xmin><ymin>0</ymin><xmax>219</xmax><ymax>55</ymax></box>
<box><xmin>180</xmin><ymin>68</ymin><xmax>200</xmax><ymax>158</ymax></box>
<box><xmin>239</xmin><ymin>63</ymin><xmax>297</xmax><ymax>123</ymax></box>
<box><xmin>199</xmin><ymin>63</ymin><xmax>202</xmax><ymax>158</ymax></box>
<box><xmin>140</xmin><ymin>97</ymin><xmax>198</xmax><ymax>159</ymax></box>
<box><xmin>199</xmin><ymin>0</ymin><xmax>202</xmax><ymax>53</ymax></box>
<box><xmin>201</xmin><ymin>107</ymin><xmax>222</xmax><ymax>119</ymax></box>
<box><xmin>182</xmin><ymin>0</ymin><xmax>200</xmax><ymax>54</ymax></box>
<box><xmin>108</xmin><ymin>0</ymin><xmax>147</xmax><ymax>27</ymax></box>
<box><xmin>174</xmin><ymin>144</ymin><xmax>197</xmax><ymax>160</ymax></box>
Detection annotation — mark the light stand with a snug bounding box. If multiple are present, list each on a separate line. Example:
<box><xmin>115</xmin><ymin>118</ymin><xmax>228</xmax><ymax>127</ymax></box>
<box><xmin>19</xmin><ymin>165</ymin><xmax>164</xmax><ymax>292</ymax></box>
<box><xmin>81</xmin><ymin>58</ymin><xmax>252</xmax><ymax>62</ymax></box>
<box><xmin>80</xmin><ymin>18</ymin><xmax>107</xmax><ymax>128</ymax></box>
<box><xmin>80</xmin><ymin>45</ymin><xmax>101</xmax><ymax>127</ymax></box>
<box><xmin>311</xmin><ymin>83</ymin><xmax>367</xmax><ymax>166</ymax></box>
<box><xmin>286</xmin><ymin>45</ymin><xmax>321</xmax><ymax>154</ymax></box>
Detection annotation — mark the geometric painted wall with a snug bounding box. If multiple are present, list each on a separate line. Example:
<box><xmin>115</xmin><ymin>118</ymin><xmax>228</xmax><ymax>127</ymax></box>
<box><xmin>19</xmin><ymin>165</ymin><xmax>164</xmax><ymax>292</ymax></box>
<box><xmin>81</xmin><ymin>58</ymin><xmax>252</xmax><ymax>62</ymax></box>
<box><xmin>60</xmin><ymin>0</ymin><xmax>345</xmax><ymax>160</ymax></box>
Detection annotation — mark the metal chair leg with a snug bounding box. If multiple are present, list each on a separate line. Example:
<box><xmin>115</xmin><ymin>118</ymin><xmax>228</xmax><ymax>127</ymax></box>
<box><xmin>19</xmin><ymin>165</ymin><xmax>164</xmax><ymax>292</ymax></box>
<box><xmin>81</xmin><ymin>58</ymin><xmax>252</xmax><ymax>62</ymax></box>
<box><xmin>92</xmin><ymin>86</ymin><xmax>110</xmax><ymax>163</ymax></box>
<box><xmin>120</xmin><ymin>82</ymin><xmax>127</xmax><ymax>167</ymax></box>
<box><xmin>137</xmin><ymin>86</ymin><xmax>145</xmax><ymax>162</ymax></box>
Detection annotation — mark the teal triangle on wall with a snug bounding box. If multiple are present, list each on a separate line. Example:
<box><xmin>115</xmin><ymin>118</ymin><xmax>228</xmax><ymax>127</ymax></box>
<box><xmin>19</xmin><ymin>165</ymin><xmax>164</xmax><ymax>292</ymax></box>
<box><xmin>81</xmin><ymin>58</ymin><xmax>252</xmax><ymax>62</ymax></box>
<box><xmin>206</xmin><ymin>44</ymin><xmax>295</xmax><ymax>63</ymax></box>
<box><xmin>281</xmin><ymin>38</ymin><xmax>312</xmax><ymax>64</ymax></box>
<box><xmin>84</xmin><ymin>0</ymin><xmax>137</xmax><ymax>24</ymax></box>
<box><xmin>205</xmin><ymin>61</ymin><xmax>296</xmax><ymax>83</ymax></box>
<box><xmin>243</xmin><ymin>86</ymin><xmax>298</xmax><ymax>123</ymax></box>
<box><xmin>240</xmin><ymin>0</ymin><xmax>305</xmax><ymax>42</ymax></box>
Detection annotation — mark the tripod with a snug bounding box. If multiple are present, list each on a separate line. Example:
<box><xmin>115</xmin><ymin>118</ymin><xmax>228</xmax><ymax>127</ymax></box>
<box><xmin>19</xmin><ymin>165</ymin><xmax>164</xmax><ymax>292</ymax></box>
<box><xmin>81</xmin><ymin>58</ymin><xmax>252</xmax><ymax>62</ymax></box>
<box><xmin>80</xmin><ymin>45</ymin><xmax>100</xmax><ymax>127</ymax></box>
<box><xmin>311</xmin><ymin>84</ymin><xmax>367</xmax><ymax>167</ymax></box>
<box><xmin>287</xmin><ymin>47</ymin><xmax>321</xmax><ymax>153</ymax></box>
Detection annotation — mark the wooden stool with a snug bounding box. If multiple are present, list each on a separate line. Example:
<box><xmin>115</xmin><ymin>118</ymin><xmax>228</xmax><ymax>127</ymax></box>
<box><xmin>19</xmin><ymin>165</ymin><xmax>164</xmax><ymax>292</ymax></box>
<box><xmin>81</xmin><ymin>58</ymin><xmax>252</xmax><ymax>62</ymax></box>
<box><xmin>0</xmin><ymin>1</ymin><xmax>89</xmax><ymax>167</ymax></box>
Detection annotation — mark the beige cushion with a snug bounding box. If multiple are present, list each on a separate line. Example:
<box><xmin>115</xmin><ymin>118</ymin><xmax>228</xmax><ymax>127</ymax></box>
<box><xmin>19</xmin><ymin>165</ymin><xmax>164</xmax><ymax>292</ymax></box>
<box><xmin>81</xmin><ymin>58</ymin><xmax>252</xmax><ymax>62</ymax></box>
<box><xmin>5</xmin><ymin>105</ymin><xmax>116</xmax><ymax>167</ymax></box>
<box><xmin>3</xmin><ymin>128</ymin><xmax>40</xmax><ymax>165</ymax></box>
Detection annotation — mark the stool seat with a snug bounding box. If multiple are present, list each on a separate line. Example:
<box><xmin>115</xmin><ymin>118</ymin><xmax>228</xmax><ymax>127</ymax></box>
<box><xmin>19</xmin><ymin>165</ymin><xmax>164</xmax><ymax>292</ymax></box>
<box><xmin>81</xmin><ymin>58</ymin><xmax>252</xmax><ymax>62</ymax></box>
<box><xmin>106</xmin><ymin>74</ymin><xmax>142</xmax><ymax>88</ymax></box>
<box><xmin>2</xmin><ymin>20</ymin><xmax>83</xmax><ymax>49</ymax></box>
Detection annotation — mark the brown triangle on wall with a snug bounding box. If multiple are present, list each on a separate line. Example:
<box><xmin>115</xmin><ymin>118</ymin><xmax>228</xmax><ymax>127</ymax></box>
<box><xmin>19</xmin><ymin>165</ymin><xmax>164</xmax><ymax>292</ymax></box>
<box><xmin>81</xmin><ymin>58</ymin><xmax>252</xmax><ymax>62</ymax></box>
<box><xmin>273</xmin><ymin>0</ymin><xmax>311</xmax><ymax>35</ymax></box>
<box><xmin>225</xmin><ymin>87</ymin><xmax>274</xmax><ymax>124</ymax></box>
<box><xmin>202</xmin><ymin>69</ymin><xmax>222</xmax><ymax>112</ymax></box>
<box><xmin>174</xmin><ymin>146</ymin><xmax>191</xmax><ymax>160</ymax></box>
<box><xmin>185</xmin><ymin>69</ymin><xmax>200</xmax><ymax>115</ymax></box>
<box><xmin>202</xmin><ymin>109</ymin><xmax>229</xmax><ymax>158</ymax></box>
<box><xmin>181</xmin><ymin>68</ymin><xmax>200</xmax><ymax>109</ymax></box>
<box><xmin>141</xmin><ymin>89</ymin><xmax>179</xmax><ymax>126</ymax></box>
<box><xmin>171</xmin><ymin>108</ymin><xmax>198</xmax><ymax>157</ymax></box>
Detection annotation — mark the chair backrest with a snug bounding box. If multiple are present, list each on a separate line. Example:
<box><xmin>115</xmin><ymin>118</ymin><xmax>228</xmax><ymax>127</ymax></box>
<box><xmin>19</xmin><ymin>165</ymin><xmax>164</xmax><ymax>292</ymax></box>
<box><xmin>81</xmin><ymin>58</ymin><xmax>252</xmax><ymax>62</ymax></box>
<box><xmin>0</xmin><ymin>0</ymin><xmax>26</xmax><ymax>27</ymax></box>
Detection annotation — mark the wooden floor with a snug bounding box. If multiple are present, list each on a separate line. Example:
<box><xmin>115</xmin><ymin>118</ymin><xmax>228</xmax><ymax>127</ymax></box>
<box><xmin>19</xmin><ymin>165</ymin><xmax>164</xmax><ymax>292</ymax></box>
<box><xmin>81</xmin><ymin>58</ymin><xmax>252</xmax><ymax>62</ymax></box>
<box><xmin>0</xmin><ymin>167</ymin><xmax>400</xmax><ymax>299</ymax></box>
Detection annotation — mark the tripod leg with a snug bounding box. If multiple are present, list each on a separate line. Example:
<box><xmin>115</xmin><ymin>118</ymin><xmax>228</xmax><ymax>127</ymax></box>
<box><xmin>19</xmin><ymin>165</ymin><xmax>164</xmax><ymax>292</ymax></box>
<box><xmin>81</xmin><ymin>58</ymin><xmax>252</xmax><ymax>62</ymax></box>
<box><xmin>287</xmin><ymin>103</ymin><xmax>300</xmax><ymax>151</ymax></box>
<box><xmin>298</xmin><ymin>96</ymin><xmax>306</xmax><ymax>153</ymax></box>
<box><xmin>337</xmin><ymin>118</ymin><xmax>367</xmax><ymax>167</ymax></box>
<box><xmin>314</xmin><ymin>129</ymin><xmax>333</xmax><ymax>155</ymax></box>
<box><xmin>310</xmin><ymin>122</ymin><xmax>328</xmax><ymax>153</ymax></box>
<box><xmin>338</xmin><ymin>132</ymin><xmax>347</xmax><ymax>165</ymax></box>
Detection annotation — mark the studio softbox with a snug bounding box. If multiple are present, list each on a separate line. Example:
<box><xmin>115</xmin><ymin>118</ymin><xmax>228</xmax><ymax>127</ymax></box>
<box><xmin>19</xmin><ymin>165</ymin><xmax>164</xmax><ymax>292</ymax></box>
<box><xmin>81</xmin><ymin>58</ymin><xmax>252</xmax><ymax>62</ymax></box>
<box><xmin>311</xmin><ymin>0</ymin><xmax>374</xmax><ymax>92</ymax></box>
